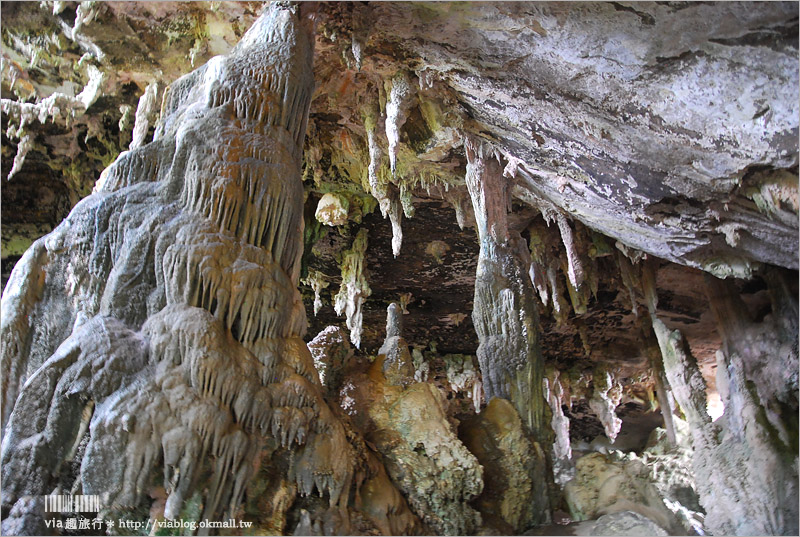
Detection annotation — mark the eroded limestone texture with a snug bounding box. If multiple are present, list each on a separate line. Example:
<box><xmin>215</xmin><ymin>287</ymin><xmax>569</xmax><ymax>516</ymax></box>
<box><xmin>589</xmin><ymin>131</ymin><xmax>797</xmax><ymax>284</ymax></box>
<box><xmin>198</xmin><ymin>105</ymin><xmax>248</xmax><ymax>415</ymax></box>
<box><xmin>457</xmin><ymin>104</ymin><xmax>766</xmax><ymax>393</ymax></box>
<box><xmin>563</xmin><ymin>452</ymin><xmax>678</xmax><ymax>533</ymax></box>
<box><xmin>1</xmin><ymin>3</ymin><xmax>797</xmax><ymax>536</ymax></box>
<box><xmin>368</xmin><ymin>380</ymin><xmax>483</xmax><ymax>535</ymax></box>
<box><xmin>2</xmin><ymin>5</ymin><xmax>355</xmax><ymax>533</ymax></box>
<box><xmin>459</xmin><ymin>397</ymin><xmax>550</xmax><ymax>532</ymax></box>
<box><xmin>464</xmin><ymin>138</ymin><xmax>548</xmax><ymax>441</ymax></box>
<box><xmin>333</xmin><ymin>228</ymin><xmax>371</xmax><ymax>348</ymax></box>
<box><xmin>645</xmin><ymin>264</ymin><xmax>799</xmax><ymax>536</ymax></box>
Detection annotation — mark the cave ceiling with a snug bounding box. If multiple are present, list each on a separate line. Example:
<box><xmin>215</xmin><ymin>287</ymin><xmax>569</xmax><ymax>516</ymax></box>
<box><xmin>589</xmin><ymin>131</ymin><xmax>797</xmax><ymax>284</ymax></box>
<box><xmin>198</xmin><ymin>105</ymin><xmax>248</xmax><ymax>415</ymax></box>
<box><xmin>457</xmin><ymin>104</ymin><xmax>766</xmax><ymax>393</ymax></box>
<box><xmin>1</xmin><ymin>1</ymin><xmax>798</xmax><ymax>389</ymax></box>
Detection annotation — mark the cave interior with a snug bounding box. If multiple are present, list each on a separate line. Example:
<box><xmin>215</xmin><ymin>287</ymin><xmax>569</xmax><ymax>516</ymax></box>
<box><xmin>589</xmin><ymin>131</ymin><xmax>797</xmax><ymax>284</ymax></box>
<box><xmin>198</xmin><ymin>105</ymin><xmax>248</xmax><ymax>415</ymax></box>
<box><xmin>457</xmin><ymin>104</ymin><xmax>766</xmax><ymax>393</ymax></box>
<box><xmin>0</xmin><ymin>2</ymin><xmax>798</xmax><ymax>536</ymax></box>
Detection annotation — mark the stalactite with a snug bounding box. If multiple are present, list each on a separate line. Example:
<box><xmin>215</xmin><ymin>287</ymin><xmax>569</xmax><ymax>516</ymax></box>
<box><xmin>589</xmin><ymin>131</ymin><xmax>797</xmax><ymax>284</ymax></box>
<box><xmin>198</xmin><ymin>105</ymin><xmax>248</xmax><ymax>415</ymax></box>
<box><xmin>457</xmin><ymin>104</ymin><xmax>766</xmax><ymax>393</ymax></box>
<box><xmin>333</xmin><ymin>228</ymin><xmax>371</xmax><ymax>348</ymax></box>
<box><xmin>544</xmin><ymin>369</ymin><xmax>572</xmax><ymax>462</ymax></box>
<box><xmin>617</xmin><ymin>249</ymin><xmax>642</xmax><ymax>316</ymax></box>
<box><xmin>556</xmin><ymin>213</ymin><xmax>584</xmax><ymax>291</ymax></box>
<box><xmin>388</xmin><ymin>195</ymin><xmax>403</xmax><ymax>257</ymax></box>
<box><xmin>315</xmin><ymin>192</ymin><xmax>349</xmax><ymax>227</ymax></box>
<box><xmin>363</xmin><ymin>98</ymin><xmax>405</xmax><ymax>256</ymax></box>
<box><xmin>527</xmin><ymin>222</ymin><xmax>551</xmax><ymax>307</ymax></box>
<box><xmin>640</xmin><ymin>319</ymin><xmax>677</xmax><ymax>446</ymax></box>
<box><xmin>588</xmin><ymin>366</ymin><xmax>623</xmax><ymax>443</ymax></box>
<box><xmin>301</xmin><ymin>269</ymin><xmax>330</xmax><ymax>316</ymax></box>
<box><xmin>1</xmin><ymin>64</ymin><xmax>107</xmax><ymax>180</ymax></box>
<box><xmin>443</xmin><ymin>189</ymin><xmax>473</xmax><ymax>230</ymax></box>
<box><xmin>363</xmin><ymin>103</ymin><xmax>389</xmax><ymax>217</ymax></box>
<box><xmin>384</xmin><ymin>71</ymin><xmax>415</xmax><ymax>175</ymax></box>
<box><xmin>547</xmin><ymin>261</ymin><xmax>570</xmax><ymax>326</ymax></box>
<box><xmin>129</xmin><ymin>81</ymin><xmax>159</xmax><ymax>150</ymax></box>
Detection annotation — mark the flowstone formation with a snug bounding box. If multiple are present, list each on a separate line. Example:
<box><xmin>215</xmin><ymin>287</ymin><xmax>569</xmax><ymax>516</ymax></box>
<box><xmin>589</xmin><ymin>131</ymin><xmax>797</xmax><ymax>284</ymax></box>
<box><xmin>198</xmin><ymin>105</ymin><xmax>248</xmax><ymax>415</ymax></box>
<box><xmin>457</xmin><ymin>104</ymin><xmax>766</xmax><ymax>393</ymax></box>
<box><xmin>459</xmin><ymin>397</ymin><xmax>550</xmax><ymax>532</ymax></box>
<box><xmin>2</xmin><ymin>5</ymin><xmax>355</xmax><ymax>534</ymax></box>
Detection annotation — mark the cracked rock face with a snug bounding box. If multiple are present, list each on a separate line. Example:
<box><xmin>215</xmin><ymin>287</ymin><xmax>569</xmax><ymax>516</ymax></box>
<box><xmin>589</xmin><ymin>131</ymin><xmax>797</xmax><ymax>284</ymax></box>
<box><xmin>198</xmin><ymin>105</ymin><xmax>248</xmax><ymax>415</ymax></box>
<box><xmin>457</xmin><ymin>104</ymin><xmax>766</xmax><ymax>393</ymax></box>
<box><xmin>361</xmin><ymin>1</ymin><xmax>798</xmax><ymax>275</ymax></box>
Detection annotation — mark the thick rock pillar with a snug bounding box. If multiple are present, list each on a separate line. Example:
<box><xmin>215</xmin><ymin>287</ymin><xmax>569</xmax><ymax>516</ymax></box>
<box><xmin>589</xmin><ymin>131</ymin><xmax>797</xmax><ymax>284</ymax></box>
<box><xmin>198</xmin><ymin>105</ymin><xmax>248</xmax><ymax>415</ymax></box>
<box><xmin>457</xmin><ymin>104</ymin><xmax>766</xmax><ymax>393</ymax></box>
<box><xmin>464</xmin><ymin>138</ymin><xmax>551</xmax><ymax>520</ymax></box>
<box><xmin>464</xmin><ymin>138</ymin><xmax>547</xmax><ymax>438</ymax></box>
<box><xmin>1</xmin><ymin>5</ymin><xmax>353</xmax><ymax>533</ymax></box>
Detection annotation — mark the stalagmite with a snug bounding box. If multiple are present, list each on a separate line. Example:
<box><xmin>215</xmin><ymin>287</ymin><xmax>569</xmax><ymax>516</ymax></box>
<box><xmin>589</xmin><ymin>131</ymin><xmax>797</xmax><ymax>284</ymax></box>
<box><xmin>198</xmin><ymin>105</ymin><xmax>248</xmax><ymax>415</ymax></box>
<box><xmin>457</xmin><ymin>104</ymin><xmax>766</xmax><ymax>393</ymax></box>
<box><xmin>307</xmin><ymin>326</ymin><xmax>353</xmax><ymax>397</ymax></box>
<box><xmin>1</xmin><ymin>6</ymin><xmax>356</xmax><ymax>533</ymax></box>
<box><xmin>460</xmin><ymin>398</ymin><xmax>551</xmax><ymax>532</ymax></box>
<box><xmin>563</xmin><ymin>452</ymin><xmax>678</xmax><ymax>533</ymax></box>
<box><xmin>368</xmin><ymin>381</ymin><xmax>484</xmax><ymax>535</ymax></box>
<box><xmin>378</xmin><ymin>303</ymin><xmax>415</xmax><ymax>386</ymax></box>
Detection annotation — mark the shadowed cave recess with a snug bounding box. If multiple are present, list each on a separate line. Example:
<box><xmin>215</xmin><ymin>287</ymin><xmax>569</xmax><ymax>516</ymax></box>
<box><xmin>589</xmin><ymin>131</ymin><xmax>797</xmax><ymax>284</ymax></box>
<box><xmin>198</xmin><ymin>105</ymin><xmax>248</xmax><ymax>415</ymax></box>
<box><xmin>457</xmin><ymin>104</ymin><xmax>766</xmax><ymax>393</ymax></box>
<box><xmin>0</xmin><ymin>2</ymin><xmax>798</xmax><ymax>536</ymax></box>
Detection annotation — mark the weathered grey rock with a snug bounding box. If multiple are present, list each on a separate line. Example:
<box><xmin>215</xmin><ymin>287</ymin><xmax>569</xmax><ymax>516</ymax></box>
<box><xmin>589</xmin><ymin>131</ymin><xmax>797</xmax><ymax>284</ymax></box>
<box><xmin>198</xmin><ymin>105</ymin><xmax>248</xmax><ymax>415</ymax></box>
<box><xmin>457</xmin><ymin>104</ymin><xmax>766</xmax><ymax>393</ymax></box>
<box><xmin>360</xmin><ymin>2</ymin><xmax>798</xmax><ymax>275</ymax></box>
<box><xmin>1</xmin><ymin>497</ymin><xmax>48</xmax><ymax>537</ymax></box>
<box><xmin>646</xmin><ymin>264</ymin><xmax>799</xmax><ymax>536</ymax></box>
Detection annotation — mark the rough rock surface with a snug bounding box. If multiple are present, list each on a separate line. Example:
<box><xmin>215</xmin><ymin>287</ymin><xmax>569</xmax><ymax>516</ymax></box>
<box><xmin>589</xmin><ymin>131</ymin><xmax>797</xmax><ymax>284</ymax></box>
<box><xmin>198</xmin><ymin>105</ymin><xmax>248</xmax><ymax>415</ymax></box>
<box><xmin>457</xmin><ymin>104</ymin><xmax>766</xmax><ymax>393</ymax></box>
<box><xmin>589</xmin><ymin>510</ymin><xmax>668</xmax><ymax>537</ymax></box>
<box><xmin>0</xmin><ymin>2</ymin><xmax>797</xmax><ymax>536</ymax></box>
<box><xmin>563</xmin><ymin>452</ymin><xmax>679</xmax><ymax>533</ymax></box>
<box><xmin>307</xmin><ymin>325</ymin><xmax>354</xmax><ymax>398</ymax></box>
<box><xmin>465</xmin><ymin>137</ymin><xmax>548</xmax><ymax>440</ymax></box>
<box><xmin>459</xmin><ymin>397</ymin><xmax>550</xmax><ymax>532</ymax></box>
<box><xmin>645</xmin><ymin>263</ymin><xmax>799</xmax><ymax>536</ymax></box>
<box><xmin>368</xmin><ymin>380</ymin><xmax>483</xmax><ymax>535</ymax></box>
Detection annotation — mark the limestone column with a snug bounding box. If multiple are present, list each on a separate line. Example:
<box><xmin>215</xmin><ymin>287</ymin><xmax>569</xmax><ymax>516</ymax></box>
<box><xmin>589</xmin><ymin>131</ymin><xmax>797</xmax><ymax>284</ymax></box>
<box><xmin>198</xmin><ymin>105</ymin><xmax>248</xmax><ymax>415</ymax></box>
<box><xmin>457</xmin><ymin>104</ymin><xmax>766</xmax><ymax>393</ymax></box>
<box><xmin>1</xmin><ymin>5</ymin><xmax>353</xmax><ymax>533</ymax></box>
<box><xmin>464</xmin><ymin>138</ymin><xmax>548</xmax><ymax>438</ymax></box>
